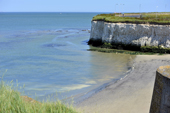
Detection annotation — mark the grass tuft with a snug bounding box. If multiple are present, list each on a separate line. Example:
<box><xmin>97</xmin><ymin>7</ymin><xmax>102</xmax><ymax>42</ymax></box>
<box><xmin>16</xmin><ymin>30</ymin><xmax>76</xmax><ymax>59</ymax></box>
<box><xmin>0</xmin><ymin>79</ymin><xmax>78</xmax><ymax>113</ymax></box>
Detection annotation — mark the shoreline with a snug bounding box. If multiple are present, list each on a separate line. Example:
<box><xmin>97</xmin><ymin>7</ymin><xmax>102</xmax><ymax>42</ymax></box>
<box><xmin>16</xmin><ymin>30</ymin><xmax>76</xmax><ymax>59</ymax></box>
<box><xmin>72</xmin><ymin>67</ymin><xmax>133</xmax><ymax>105</ymax></box>
<box><xmin>72</xmin><ymin>54</ymin><xmax>135</xmax><ymax>105</ymax></box>
<box><xmin>75</xmin><ymin>54</ymin><xmax>170</xmax><ymax>113</ymax></box>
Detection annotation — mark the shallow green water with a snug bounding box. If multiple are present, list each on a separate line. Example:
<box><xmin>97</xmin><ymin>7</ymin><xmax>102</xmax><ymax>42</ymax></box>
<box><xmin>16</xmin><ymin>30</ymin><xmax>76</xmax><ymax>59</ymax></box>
<box><xmin>0</xmin><ymin>12</ymin><xmax>135</xmax><ymax>101</ymax></box>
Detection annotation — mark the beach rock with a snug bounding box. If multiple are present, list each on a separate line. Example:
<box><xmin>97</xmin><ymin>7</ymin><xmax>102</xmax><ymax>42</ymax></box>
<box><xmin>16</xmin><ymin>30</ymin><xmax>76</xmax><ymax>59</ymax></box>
<box><xmin>90</xmin><ymin>21</ymin><xmax>170</xmax><ymax>48</ymax></box>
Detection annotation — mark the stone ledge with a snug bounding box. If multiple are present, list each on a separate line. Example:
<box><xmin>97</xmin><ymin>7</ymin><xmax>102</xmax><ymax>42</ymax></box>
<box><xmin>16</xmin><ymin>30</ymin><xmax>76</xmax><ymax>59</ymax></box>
<box><xmin>157</xmin><ymin>65</ymin><xmax>170</xmax><ymax>79</ymax></box>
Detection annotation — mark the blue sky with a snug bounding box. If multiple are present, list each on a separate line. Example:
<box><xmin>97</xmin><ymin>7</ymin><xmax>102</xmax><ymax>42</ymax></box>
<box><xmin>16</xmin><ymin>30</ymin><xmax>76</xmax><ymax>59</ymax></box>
<box><xmin>0</xmin><ymin>0</ymin><xmax>170</xmax><ymax>12</ymax></box>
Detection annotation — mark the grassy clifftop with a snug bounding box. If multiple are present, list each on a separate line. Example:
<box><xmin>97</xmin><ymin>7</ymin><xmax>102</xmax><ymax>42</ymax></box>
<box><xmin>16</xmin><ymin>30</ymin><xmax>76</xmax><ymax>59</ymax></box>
<box><xmin>92</xmin><ymin>13</ymin><xmax>170</xmax><ymax>25</ymax></box>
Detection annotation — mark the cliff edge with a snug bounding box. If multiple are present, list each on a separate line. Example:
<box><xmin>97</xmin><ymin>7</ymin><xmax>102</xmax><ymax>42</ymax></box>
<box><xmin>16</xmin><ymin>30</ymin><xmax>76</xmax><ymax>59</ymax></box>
<box><xmin>90</xmin><ymin>21</ymin><xmax>170</xmax><ymax>48</ymax></box>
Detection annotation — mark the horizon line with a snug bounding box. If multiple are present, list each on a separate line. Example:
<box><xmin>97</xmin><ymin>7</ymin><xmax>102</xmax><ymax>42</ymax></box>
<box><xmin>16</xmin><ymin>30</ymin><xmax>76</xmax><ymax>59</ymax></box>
<box><xmin>0</xmin><ymin>11</ymin><xmax>169</xmax><ymax>13</ymax></box>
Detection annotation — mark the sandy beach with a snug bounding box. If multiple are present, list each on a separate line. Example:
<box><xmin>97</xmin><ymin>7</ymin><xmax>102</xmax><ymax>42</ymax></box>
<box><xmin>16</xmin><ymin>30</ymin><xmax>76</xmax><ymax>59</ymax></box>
<box><xmin>75</xmin><ymin>55</ymin><xmax>170</xmax><ymax>113</ymax></box>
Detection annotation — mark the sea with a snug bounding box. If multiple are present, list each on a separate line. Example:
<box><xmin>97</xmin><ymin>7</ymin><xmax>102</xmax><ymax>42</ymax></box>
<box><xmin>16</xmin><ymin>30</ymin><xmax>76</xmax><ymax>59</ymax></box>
<box><xmin>0</xmin><ymin>12</ymin><xmax>135</xmax><ymax>102</ymax></box>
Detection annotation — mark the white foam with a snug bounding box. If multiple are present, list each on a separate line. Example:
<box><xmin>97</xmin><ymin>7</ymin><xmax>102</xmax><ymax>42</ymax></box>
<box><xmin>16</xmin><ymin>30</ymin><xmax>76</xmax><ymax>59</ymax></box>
<box><xmin>60</xmin><ymin>84</ymin><xmax>90</xmax><ymax>92</ymax></box>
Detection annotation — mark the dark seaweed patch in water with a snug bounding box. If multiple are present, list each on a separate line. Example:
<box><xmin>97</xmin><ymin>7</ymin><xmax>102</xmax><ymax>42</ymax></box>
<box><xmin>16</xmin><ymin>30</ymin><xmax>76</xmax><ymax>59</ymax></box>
<box><xmin>55</xmin><ymin>30</ymin><xmax>62</xmax><ymax>32</ymax></box>
<box><xmin>43</xmin><ymin>43</ymin><xmax>66</xmax><ymax>48</ymax></box>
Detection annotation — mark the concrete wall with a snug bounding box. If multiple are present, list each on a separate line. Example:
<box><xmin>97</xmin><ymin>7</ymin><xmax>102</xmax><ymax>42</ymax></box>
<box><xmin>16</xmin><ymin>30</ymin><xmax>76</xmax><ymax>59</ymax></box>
<box><xmin>150</xmin><ymin>65</ymin><xmax>170</xmax><ymax>113</ymax></box>
<box><xmin>90</xmin><ymin>21</ymin><xmax>170</xmax><ymax>48</ymax></box>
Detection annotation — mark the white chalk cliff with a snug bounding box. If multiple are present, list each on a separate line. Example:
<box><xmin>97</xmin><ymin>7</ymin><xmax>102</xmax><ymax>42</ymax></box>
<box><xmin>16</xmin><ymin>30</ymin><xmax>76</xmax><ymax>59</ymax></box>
<box><xmin>90</xmin><ymin>21</ymin><xmax>170</xmax><ymax>48</ymax></box>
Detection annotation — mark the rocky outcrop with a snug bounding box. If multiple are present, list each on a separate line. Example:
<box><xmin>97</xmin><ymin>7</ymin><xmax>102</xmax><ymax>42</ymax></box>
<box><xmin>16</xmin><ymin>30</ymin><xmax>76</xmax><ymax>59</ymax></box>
<box><xmin>90</xmin><ymin>21</ymin><xmax>170</xmax><ymax>48</ymax></box>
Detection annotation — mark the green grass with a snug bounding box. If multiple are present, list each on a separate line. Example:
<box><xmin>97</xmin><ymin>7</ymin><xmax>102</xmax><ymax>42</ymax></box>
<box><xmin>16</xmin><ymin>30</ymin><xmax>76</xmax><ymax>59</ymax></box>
<box><xmin>92</xmin><ymin>12</ymin><xmax>170</xmax><ymax>25</ymax></box>
<box><xmin>0</xmin><ymin>79</ymin><xmax>78</xmax><ymax>113</ymax></box>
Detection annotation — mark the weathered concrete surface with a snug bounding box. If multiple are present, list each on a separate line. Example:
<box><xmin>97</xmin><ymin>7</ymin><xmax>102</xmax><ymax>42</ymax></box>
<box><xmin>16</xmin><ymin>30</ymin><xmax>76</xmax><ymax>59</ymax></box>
<box><xmin>90</xmin><ymin>21</ymin><xmax>170</xmax><ymax>48</ymax></box>
<box><xmin>150</xmin><ymin>65</ymin><xmax>170</xmax><ymax>113</ymax></box>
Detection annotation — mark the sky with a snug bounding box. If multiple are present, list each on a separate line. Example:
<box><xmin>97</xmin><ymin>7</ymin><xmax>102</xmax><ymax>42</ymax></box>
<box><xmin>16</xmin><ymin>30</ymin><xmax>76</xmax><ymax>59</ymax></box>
<box><xmin>0</xmin><ymin>0</ymin><xmax>170</xmax><ymax>12</ymax></box>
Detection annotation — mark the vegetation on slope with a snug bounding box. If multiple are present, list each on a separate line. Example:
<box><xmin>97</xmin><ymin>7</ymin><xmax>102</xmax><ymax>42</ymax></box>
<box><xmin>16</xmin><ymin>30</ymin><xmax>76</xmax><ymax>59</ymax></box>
<box><xmin>92</xmin><ymin>13</ymin><xmax>170</xmax><ymax>25</ymax></box>
<box><xmin>0</xmin><ymin>79</ymin><xmax>78</xmax><ymax>113</ymax></box>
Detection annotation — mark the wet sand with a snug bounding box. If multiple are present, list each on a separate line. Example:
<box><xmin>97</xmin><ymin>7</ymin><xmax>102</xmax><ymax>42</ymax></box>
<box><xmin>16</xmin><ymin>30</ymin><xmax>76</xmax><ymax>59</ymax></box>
<box><xmin>76</xmin><ymin>55</ymin><xmax>170</xmax><ymax>113</ymax></box>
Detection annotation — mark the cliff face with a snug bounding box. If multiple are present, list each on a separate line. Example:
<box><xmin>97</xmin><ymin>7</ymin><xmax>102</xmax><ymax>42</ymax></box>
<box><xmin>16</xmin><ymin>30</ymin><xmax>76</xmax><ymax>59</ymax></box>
<box><xmin>90</xmin><ymin>21</ymin><xmax>170</xmax><ymax>48</ymax></box>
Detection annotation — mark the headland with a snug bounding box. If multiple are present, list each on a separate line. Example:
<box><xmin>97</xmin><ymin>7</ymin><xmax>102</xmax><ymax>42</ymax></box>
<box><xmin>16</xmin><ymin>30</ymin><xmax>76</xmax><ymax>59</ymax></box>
<box><xmin>89</xmin><ymin>13</ymin><xmax>170</xmax><ymax>53</ymax></box>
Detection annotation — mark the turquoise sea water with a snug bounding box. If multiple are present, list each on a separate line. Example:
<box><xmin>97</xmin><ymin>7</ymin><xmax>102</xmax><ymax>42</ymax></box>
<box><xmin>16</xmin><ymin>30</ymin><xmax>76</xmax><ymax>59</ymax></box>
<box><xmin>0</xmin><ymin>12</ymin><xmax>135</xmax><ymax>101</ymax></box>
